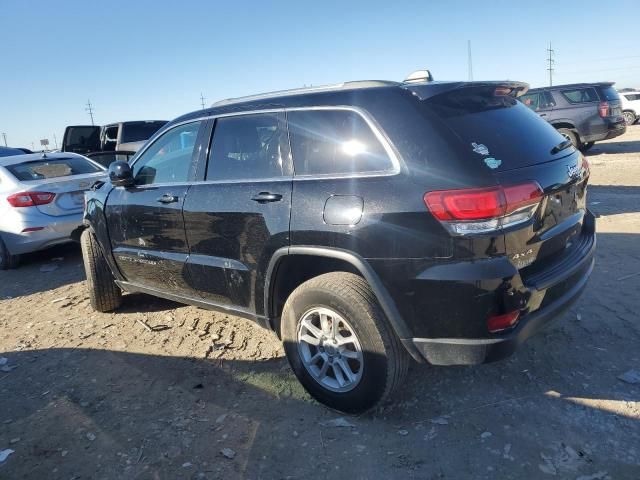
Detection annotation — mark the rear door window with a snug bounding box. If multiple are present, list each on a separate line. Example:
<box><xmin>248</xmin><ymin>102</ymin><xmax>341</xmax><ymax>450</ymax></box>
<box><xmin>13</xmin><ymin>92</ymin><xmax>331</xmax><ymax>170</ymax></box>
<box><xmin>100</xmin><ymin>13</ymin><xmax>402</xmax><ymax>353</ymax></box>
<box><xmin>561</xmin><ymin>88</ymin><xmax>599</xmax><ymax>104</ymax></box>
<box><xmin>6</xmin><ymin>157</ymin><xmax>103</xmax><ymax>181</ymax></box>
<box><xmin>206</xmin><ymin>113</ymin><xmax>289</xmax><ymax>181</ymax></box>
<box><xmin>287</xmin><ymin>109</ymin><xmax>395</xmax><ymax>176</ymax></box>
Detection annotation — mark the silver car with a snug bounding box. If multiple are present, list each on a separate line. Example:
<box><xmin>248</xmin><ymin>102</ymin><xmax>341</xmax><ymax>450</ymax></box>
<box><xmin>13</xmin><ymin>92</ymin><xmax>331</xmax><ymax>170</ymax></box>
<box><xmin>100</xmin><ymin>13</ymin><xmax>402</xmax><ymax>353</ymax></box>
<box><xmin>0</xmin><ymin>152</ymin><xmax>107</xmax><ymax>268</ymax></box>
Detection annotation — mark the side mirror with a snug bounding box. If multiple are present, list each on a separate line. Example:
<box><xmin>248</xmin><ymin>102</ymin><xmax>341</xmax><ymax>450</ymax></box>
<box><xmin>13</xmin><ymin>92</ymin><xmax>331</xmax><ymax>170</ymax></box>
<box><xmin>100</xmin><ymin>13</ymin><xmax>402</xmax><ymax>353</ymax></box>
<box><xmin>109</xmin><ymin>161</ymin><xmax>134</xmax><ymax>187</ymax></box>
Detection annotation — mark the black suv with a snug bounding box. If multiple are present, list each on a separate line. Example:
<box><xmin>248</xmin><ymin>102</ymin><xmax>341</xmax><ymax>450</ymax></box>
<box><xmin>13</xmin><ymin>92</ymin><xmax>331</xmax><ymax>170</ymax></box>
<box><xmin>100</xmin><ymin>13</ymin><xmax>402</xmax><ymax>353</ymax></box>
<box><xmin>520</xmin><ymin>82</ymin><xmax>626</xmax><ymax>151</ymax></box>
<box><xmin>77</xmin><ymin>78</ymin><xmax>596</xmax><ymax>413</ymax></box>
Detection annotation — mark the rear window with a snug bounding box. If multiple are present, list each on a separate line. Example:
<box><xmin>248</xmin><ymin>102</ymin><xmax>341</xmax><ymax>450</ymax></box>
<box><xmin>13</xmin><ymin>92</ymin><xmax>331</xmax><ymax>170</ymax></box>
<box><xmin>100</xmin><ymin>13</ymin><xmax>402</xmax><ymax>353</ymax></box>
<box><xmin>561</xmin><ymin>88</ymin><xmax>599</xmax><ymax>103</ymax></box>
<box><xmin>287</xmin><ymin>110</ymin><xmax>395</xmax><ymax>176</ymax></box>
<box><xmin>0</xmin><ymin>147</ymin><xmax>24</xmax><ymax>158</ymax></box>
<box><xmin>65</xmin><ymin>127</ymin><xmax>100</xmax><ymax>148</ymax></box>
<box><xmin>121</xmin><ymin>121</ymin><xmax>166</xmax><ymax>143</ymax></box>
<box><xmin>598</xmin><ymin>86</ymin><xmax>620</xmax><ymax>102</ymax></box>
<box><xmin>6</xmin><ymin>157</ymin><xmax>102</xmax><ymax>181</ymax></box>
<box><xmin>417</xmin><ymin>85</ymin><xmax>568</xmax><ymax>170</ymax></box>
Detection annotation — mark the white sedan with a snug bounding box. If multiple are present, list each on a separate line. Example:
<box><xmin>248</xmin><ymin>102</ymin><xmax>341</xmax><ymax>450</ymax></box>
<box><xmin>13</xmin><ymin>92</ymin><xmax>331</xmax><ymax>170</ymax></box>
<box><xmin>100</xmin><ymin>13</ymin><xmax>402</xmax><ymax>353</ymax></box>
<box><xmin>0</xmin><ymin>151</ymin><xmax>106</xmax><ymax>268</ymax></box>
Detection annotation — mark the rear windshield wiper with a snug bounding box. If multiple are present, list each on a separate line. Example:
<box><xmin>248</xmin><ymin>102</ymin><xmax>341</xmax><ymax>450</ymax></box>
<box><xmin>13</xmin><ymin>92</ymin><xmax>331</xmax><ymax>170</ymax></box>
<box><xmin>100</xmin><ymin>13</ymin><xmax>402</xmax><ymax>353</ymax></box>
<box><xmin>550</xmin><ymin>139</ymin><xmax>573</xmax><ymax>155</ymax></box>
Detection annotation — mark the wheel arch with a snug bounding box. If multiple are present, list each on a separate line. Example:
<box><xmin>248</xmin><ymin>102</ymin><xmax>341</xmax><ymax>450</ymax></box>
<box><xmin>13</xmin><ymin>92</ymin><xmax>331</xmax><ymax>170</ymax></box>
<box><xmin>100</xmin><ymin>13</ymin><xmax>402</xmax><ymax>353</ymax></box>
<box><xmin>264</xmin><ymin>246</ymin><xmax>423</xmax><ymax>361</ymax></box>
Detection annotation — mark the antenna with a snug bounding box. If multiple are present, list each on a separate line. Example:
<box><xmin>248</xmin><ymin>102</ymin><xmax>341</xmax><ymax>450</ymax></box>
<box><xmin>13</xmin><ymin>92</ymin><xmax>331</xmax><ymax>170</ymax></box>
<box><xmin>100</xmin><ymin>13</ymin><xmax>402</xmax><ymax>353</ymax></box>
<box><xmin>1</xmin><ymin>133</ymin><xmax>7</xmax><ymax>147</ymax></box>
<box><xmin>85</xmin><ymin>99</ymin><xmax>95</xmax><ymax>125</ymax></box>
<box><xmin>467</xmin><ymin>40</ymin><xmax>473</xmax><ymax>81</ymax></box>
<box><xmin>546</xmin><ymin>42</ymin><xmax>555</xmax><ymax>87</ymax></box>
<box><xmin>200</xmin><ymin>93</ymin><xmax>206</xmax><ymax>109</ymax></box>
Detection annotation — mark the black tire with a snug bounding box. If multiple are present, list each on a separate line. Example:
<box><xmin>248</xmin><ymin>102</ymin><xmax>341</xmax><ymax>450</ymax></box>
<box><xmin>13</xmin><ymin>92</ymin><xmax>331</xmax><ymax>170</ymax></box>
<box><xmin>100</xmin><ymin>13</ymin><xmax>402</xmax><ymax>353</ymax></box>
<box><xmin>80</xmin><ymin>229</ymin><xmax>122</xmax><ymax>312</ymax></box>
<box><xmin>0</xmin><ymin>237</ymin><xmax>20</xmax><ymax>270</ymax></box>
<box><xmin>281</xmin><ymin>272</ymin><xmax>409</xmax><ymax>413</ymax></box>
<box><xmin>557</xmin><ymin>128</ymin><xmax>579</xmax><ymax>149</ymax></box>
<box><xmin>623</xmin><ymin>111</ymin><xmax>636</xmax><ymax>126</ymax></box>
<box><xmin>579</xmin><ymin>141</ymin><xmax>595</xmax><ymax>152</ymax></box>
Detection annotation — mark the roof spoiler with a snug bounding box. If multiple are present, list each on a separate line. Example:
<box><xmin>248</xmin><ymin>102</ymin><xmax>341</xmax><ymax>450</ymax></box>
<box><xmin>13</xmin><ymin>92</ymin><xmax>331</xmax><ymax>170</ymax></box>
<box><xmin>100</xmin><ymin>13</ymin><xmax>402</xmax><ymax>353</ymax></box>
<box><xmin>404</xmin><ymin>81</ymin><xmax>530</xmax><ymax>100</ymax></box>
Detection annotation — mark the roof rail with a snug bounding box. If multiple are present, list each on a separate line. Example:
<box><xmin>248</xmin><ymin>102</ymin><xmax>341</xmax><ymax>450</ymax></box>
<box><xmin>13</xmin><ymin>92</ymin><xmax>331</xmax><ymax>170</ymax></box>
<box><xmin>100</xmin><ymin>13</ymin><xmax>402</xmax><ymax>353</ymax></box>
<box><xmin>211</xmin><ymin>80</ymin><xmax>400</xmax><ymax>107</ymax></box>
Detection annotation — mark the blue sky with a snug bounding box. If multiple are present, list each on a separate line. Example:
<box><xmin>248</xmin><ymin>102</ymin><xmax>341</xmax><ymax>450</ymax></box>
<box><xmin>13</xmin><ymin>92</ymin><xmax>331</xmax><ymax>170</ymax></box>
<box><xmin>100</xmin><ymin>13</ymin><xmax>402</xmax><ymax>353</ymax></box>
<box><xmin>1</xmin><ymin>0</ymin><xmax>639</xmax><ymax>149</ymax></box>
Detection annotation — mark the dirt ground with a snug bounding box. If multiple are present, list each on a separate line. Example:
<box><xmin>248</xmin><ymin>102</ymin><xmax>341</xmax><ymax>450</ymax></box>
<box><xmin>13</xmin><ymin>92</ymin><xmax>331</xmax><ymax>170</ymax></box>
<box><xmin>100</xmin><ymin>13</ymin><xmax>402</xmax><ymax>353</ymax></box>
<box><xmin>1</xmin><ymin>126</ymin><xmax>639</xmax><ymax>480</ymax></box>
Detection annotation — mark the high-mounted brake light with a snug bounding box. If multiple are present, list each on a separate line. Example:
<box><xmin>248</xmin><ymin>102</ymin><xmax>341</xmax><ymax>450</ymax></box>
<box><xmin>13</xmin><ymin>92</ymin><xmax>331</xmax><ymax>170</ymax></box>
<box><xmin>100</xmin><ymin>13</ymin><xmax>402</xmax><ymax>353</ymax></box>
<box><xmin>598</xmin><ymin>101</ymin><xmax>609</xmax><ymax>118</ymax></box>
<box><xmin>7</xmin><ymin>191</ymin><xmax>56</xmax><ymax>208</ymax></box>
<box><xmin>424</xmin><ymin>182</ymin><xmax>543</xmax><ymax>235</ymax></box>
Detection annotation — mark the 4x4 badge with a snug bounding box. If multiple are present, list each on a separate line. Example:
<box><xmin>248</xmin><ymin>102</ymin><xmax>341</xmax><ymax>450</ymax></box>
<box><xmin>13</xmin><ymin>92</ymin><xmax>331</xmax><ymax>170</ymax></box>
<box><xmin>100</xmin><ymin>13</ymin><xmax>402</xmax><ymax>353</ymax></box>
<box><xmin>471</xmin><ymin>142</ymin><xmax>489</xmax><ymax>155</ymax></box>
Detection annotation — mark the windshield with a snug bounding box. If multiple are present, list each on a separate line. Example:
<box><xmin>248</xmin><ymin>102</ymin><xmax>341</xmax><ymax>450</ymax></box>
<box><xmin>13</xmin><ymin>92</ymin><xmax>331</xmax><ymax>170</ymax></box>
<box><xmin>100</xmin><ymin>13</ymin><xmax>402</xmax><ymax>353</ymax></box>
<box><xmin>121</xmin><ymin>121</ymin><xmax>167</xmax><ymax>143</ymax></box>
<box><xmin>6</xmin><ymin>157</ymin><xmax>103</xmax><ymax>181</ymax></box>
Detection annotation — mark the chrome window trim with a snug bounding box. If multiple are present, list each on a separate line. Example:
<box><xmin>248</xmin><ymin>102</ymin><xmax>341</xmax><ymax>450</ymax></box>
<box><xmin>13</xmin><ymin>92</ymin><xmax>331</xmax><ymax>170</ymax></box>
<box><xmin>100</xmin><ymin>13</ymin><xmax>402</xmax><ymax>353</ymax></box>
<box><xmin>132</xmin><ymin>106</ymin><xmax>402</xmax><ymax>185</ymax></box>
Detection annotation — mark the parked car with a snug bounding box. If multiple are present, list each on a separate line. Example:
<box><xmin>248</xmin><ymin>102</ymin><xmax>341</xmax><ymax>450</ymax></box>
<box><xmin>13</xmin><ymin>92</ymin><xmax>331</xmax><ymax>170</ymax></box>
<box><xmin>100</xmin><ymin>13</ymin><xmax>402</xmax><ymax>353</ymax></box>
<box><xmin>619</xmin><ymin>90</ymin><xmax>640</xmax><ymax>125</ymax></box>
<box><xmin>0</xmin><ymin>152</ymin><xmax>107</xmax><ymax>268</ymax></box>
<box><xmin>77</xmin><ymin>76</ymin><xmax>595</xmax><ymax>412</ymax></box>
<box><xmin>0</xmin><ymin>146</ymin><xmax>28</xmax><ymax>158</ymax></box>
<box><xmin>520</xmin><ymin>82</ymin><xmax>626</xmax><ymax>151</ymax></box>
<box><xmin>61</xmin><ymin>120</ymin><xmax>167</xmax><ymax>167</ymax></box>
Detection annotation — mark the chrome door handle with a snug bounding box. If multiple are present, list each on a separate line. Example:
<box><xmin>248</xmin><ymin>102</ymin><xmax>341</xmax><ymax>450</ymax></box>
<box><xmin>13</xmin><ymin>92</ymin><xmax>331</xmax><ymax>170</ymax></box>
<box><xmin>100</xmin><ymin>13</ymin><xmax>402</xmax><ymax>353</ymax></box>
<box><xmin>157</xmin><ymin>194</ymin><xmax>178</xmax><ymax>204</ymax></box>
<box><xmin>251</xmin><ymin>192</ymin><xmax>282</xmax><ymax>203</ymax></box>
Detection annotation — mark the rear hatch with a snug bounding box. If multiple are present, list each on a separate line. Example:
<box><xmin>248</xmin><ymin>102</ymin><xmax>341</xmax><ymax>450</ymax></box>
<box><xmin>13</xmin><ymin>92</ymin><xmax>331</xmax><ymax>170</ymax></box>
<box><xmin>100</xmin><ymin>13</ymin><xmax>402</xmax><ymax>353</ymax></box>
<box><xmin>412</xmin><ymin>83</ymin><xmax>591</xmax><ymax>276</ymax></box>
<box><xmin>7</xmin><ymin>156</ymin><xmax>106</xmax><ymax>216</ymax></box>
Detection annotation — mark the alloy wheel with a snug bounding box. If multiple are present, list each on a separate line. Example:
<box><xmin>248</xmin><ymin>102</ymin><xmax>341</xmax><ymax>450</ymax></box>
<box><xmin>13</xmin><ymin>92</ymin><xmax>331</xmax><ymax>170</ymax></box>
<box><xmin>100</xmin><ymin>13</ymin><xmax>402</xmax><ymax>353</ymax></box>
<box><xmin>297</xmin><ymin>307</ymin><xmax>364</xmax><ymax>393</ymax></box>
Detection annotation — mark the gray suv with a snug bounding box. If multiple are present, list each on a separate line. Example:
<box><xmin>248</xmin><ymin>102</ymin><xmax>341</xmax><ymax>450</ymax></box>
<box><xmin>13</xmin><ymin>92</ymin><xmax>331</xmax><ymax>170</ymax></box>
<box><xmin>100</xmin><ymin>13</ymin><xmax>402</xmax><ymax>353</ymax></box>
<box><xmin>521</xmin><ymin>82</ymin><xmax>626</xmax><ymax>151</ymax></box>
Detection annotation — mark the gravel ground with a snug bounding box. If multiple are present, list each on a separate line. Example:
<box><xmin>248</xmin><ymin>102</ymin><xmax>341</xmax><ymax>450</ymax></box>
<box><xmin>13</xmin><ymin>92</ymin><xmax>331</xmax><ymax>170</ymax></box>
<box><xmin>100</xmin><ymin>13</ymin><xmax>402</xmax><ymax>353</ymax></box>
<box><xmin>1</xmin><ymin>126</ymin><xmax>639</xmax><ymax>479</ymax></box>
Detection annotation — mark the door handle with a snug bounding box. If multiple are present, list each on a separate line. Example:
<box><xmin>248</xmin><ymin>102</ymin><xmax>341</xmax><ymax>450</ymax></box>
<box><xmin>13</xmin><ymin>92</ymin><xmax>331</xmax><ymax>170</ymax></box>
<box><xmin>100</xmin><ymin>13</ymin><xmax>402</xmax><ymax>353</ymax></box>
<box><xmin>156</xmin><ymin>194</ymin><xmax>179</xmax><ymax>204</ymax></box>
<box><xmin>540</xmin><ymin>113</ymin><xmax>547</xmax><ymax>117</ymax></box>
<box><xmin>251</xmin><ymin>192</ymin><xmax>283</xmax><ymax>203</ymax></box>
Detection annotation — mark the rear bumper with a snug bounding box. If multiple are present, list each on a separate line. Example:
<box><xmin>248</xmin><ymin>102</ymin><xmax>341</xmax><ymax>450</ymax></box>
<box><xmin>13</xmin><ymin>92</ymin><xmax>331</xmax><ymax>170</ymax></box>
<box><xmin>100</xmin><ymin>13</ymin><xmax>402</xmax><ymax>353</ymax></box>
<box><xmin>403</xmin><ymin>256</ymin><xmax>593</xmax><ymax>365</ymax></box>
<box><xmin>582</xmin><ymin>118</ymin><xmax>626</xmax><ymax>143</ymax></box>
<box><xmin>1</xmin><ymin>213</ymin><xmax>82</xmax><ymax>255</ymax></box>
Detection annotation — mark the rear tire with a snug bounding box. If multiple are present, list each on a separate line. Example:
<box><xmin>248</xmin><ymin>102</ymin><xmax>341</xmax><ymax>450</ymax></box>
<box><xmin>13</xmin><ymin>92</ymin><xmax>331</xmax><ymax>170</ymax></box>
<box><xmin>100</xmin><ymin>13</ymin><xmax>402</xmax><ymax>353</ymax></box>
<box><xmin>281</xmin><ymin>272</ymin><xmax>409</xmax><ymax>413</ymax></box>
<box><xmin>80</xmin><ymin>229</ymin><xmax>122</xmax><ymax>312</ymax></box>
<box><xmin>557</xmin><ymin>128</ymin><xmax>579</xmax><ymax>149</ymax></box>
<box><xmin>579</xmin><ymin>141</ymin><xmax>595</xmax><ymax>152</ymax></box>
<box><xmin>0</xmin><ymin>238</ymin><xmax>20</xmax><ymax>270</ymax></box>
<box><xmin>623</xmin><ymin>111</ymin><xmax>636</xmax><ymax>126</ymax></box>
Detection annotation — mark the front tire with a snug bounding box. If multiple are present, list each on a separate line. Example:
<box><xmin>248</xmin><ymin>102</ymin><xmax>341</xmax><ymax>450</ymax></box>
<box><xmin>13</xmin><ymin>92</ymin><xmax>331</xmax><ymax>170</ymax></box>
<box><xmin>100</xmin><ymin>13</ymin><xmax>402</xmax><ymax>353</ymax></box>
<box><xmin>281</xmin><ymin>272</ymin><xmax>409</xmax><ymax>413</ymax></box>
<box><xmin>80</xmin><ymin>229</ymin><xmax>122</xmax><ymax>312</ymax></box>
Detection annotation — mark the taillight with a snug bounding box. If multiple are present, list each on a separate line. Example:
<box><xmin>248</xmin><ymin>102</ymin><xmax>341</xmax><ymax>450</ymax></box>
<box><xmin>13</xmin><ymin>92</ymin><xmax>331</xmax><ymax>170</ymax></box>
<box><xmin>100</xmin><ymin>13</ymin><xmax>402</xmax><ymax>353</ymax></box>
<box><xmin>424</xmin><ymin>182</ymin><xmax>543</xmax><ymax>235</ymax></box>
<box><xmin>487</xmin><ymin>310</ymin><xmax>520</xmax><ymax>333</ymax></box>
<box><xmin>7</xmin><ymin>191</ymin><xmax>56</xmax><ymax>208</ymax></box>
<box><xmin>598</xmin><ymin>101</ymin><xmax>609</xmax><ymax>118</ymax></box>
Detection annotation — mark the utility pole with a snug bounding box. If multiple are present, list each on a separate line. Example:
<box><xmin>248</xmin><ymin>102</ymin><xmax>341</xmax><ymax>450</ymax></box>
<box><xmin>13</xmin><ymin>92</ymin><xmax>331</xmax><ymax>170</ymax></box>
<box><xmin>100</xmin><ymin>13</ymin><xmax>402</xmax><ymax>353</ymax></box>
<box><xmin>53</xmin><ymin>133</ymin><xmax>58</xmax><ymax>149</ymax></box>
<box><xmin>467</xmin><ymin>40</ymin><xmax>473</xmax><ymax>81</ymax></box>
<box><xmin>546</xmin><ymin>42</ymin><xmax>555</xmax><ymax>87</ymax></box>
<box><xmin>1</xmin><ymin>133</ymin><xmax>7</xmax><ymax>147</ymax></box>
<box><xmin>85</xmin><ymin>99</ymin><xmax>95</xmax><ymax>125</ymax></box>
<box><xmin>200</xmin><ymin>93</ymin><xmax>206</xmax><ymax>109</ymax></box>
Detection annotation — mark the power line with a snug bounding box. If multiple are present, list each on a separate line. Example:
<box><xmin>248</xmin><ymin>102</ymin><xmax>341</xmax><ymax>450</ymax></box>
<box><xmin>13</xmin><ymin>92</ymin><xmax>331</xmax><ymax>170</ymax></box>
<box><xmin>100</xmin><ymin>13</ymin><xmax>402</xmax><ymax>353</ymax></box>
<box><xmin>546</xmin><ymin>41</ymin><xmax>555</xmax><ymax>87</ymax></box>
<box><xmin>561</xmin><ymin>54</ymin><xmax>640</xmax><ymax>66</ymax></box>
<box><xmin>85</xmin><ymin>99</ymin><xmax>95</xmax><ymax>125</ymax></box>
<box><xmin>467</xmin><ymin>40</ymin><xmax>473</xmax><ymax>81</ymax></box>
<box><xmin>200</xmin><ymin>92</ymin><xmax>206</xmax><ymax>109</ymax></box>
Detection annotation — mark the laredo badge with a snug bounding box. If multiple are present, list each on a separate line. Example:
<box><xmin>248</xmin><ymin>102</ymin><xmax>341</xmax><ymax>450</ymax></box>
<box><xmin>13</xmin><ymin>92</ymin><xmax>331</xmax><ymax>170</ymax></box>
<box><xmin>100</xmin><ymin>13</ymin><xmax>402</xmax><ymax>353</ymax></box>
<box><xmin>484</xmin><ymin>157</ymin><xmax>502</xmax><ymax>169</ymax></box>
